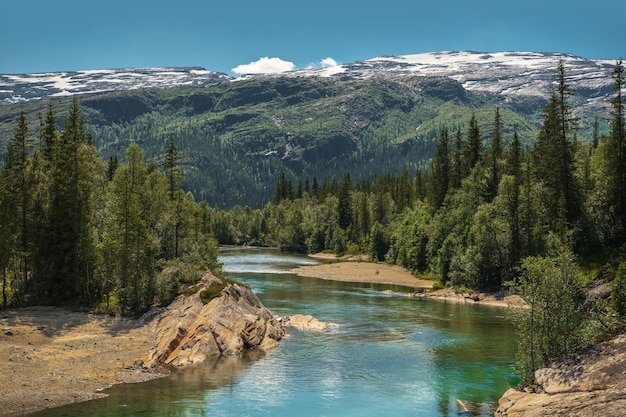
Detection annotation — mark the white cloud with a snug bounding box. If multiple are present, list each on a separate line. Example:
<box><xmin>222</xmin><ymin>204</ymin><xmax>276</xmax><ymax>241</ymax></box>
<box><xmin>305</xmin><ymin>57</ymin><xmax>340</xmax><ymax>69</ymax></box>
<box><xmin>232</xmin><ymin>57</ymin><xmax>296</xmax><ymax>75</ymax></box>
<box><xmin>320</xmin><ymin>57</ymin><xmax>338</xmax><ymax>67</ymax></box>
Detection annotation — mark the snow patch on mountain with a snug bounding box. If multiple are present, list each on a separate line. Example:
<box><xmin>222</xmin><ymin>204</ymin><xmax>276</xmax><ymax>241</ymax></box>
<box><xmin>0</xmin><ymin>67</ymin><xmax>232</xmax><ymax>104</ymax></box>
<box><xmin>0</xmin><ymin>51</ymin><xmax>618</xmax><ymax>106</ymax></box>
<box><xmin>288</xmin><ymin>51</ymin><xmax>617</xmax><ymax>102</ymax></box>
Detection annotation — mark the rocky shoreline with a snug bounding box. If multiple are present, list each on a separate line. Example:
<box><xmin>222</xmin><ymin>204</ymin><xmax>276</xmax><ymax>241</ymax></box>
<box><xmin>495</xmin><ymin>333</ymin><xmax>626</xmax><ymax>417</ymax></box>
<box><xmin>0</xmin><ymin>270</ymin><xmax>345</xmax><ymax>416</ymax></box>
<box><xmin>0</xmin><ymin>272</ymin><xmax>287</xmax><ymax>416</ymax></box>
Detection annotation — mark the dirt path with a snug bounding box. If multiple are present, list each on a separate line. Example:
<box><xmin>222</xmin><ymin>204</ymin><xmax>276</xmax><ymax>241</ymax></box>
<box><xmin>0</xmin><ymin>307</ymin><xmax>165</xmax><ymax>416</ymax></box>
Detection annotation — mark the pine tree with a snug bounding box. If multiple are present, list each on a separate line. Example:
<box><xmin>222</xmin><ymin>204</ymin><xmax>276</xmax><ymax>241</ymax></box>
<box><xmin>464</xmin><ymin>113</ymin><xmax>482</xmax><ymax>176</ymax></box>
<box><xmin>592</xmin><ymin>116</ymin><xmax>600</xmax><ymax>149</ymax></box>
<box><xmin>107</xmin><ymin>155</ymin><xmax>119</xmax><ymax>181</ymax></box>
<box><xmin>507</xmin><ymin>131</ymin><xmax>523</xmax><ymax>264</ymax></box>
<box><xmin>429</xmin><ymin>127</ymin><xmax>450</xmax><ymax>210</ymax></box>
<box><xmin>450</xmin><ymin>126</ymin><xmax>463</xmax><ymax>189</ymax></box>
<box><xmin>396</xmin><ymin>166</ymin><xmax>413</xmax><ymax>211</ymax></box>
<box><xmin>47</xmin><ymin>98</ymin><xmax>95</xmax><ymax>301</ymax></box>
<box><xmin>4</xmin><ymin>112</ymin><xmax>33</xmax><ymax>295</ymax></box>
<box><xmin>487</xmin><ymin>108</ymin><xmax>503</xmax><ymax>200</ymax></box>
<box><xmin>555</xmin><ymin>61</ymin><xmax>580</xmax><ymax>224</ymax></box>
<box><xmin>533</xmin><ymin>63</ymin><xmax>579</xmax><ymax>231</ymax></box>
<box><xmin>39</xmin><ymin>102</ymin><xmax>57</xmax><ymax>160</ymax></box>
<box><xmin>31</xmin><ymin>106</ymin><xmax>57</xmax><ymax>299</ymax></box>
<box><xmin>164</xmin><ymin>135</ymin><xmax>181</xmax><ymax>201</ymax></box>
<box><xmin>338</xmin><ymin>172</ymin><xmax>353</xmax><ymax>230</ymax></box>
<box><xmin>606</xmin><ymin>60</ymin><xmax>626</xmax><ymax>240</ymax></box>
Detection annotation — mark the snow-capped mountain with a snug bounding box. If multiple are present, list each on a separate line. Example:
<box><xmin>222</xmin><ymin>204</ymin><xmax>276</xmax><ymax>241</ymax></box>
<box><xmin>0</xmin><ymin>67</ymin><xmax>232</xmax><ymax>104</ymax></box>
<box><xmin>289</xmin><ymin>51</ymin><xmax>618</xmax><ymax>106</ymax></box>
<box><xmin>0</xmin><ymin>51</ymin><xmax>619</xmax><ymax>106</ymax></box>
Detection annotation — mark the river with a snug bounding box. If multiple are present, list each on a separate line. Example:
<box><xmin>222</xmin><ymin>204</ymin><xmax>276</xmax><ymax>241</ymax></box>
<box><xmin>28</xmin><ymin>248</ymin><xmax>517</xmax><ymax>417</ymax></box>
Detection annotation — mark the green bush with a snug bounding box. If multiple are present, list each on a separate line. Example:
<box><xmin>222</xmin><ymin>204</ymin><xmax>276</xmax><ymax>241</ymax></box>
<box><xmin>200</xmin><ymin>281</ymin><xmax>227</xmax><ymax>304</ymax></box>
<box><xmin>611</xmin><ymin>262</ymin><xmax>626</xmax><ymax>317</ymax></box>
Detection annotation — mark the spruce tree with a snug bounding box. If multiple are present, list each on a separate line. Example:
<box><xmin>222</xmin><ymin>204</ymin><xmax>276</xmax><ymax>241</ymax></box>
<box><xmin>451</xmin><ymin>126</ymin><xmax>463</xmax><ymax>189</ymax></box>
<box><xmin>164</xmin><ymin>135</ymin><xmax>181</xmax><ymax>201</ymax></box>
<box><xmin>606</xmin><ymin>60</ymin><xmax>626</xmax><ymax>239</ymax></box>
<box><xmin>4</xmin><ymin>112</ymin><xmax>33</xmax><ymax>294</ymax></box>
<box><xmin>338</xmin><ymin>172</ymin><xmax>353</xmax><ymax>230</ymax></box>
<box><xmin>464</xmin><ymin>113</ymin><xmax>482</xmax><ymax>176</ymax></box>
<box><xmin>592</xmin><ymin>116</ymin><xmax>600</xmax><ymax>149</ymax></box>
<box><xmin>429</xmin><ymin>127</ymin><xmax>450</xmax><ymax>210</ymax></box>
<box><xmin>533</xmin><ymin>63</ymin><xmax>579</xmax><ymax>231</ymax></box>
<box><xmin>487</xmin><ymin>107</ymin><xmax>503</xmax><ymax>200</ymax></box>
<box><xmin>47</xmin><ymin>98</ymin><xmax>95</xmax><ymax>301</ymax></box>
<box><xmin>507</xmin><ymin>131</ymin><xmax>522</xmax><ymax>265</ymax></box>
<box><xmin>39</xmin><ymin>102</ymin><xmax>57</xmax><ymax>160</ymax></box>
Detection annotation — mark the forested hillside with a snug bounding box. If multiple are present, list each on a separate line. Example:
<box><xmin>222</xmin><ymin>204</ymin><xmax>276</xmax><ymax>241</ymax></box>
<box><xmin>0</xmin><ymin>75</ymin><xmax>549</xmax><ymax>208</ymax></box>
<box><xmin>204</xmin><ymin>61</ymin><xmax>626</xmax><ymax>384</ymax></box>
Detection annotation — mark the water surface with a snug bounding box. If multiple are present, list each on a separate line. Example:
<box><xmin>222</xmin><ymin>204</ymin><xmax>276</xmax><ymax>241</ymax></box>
<box><xmin>29</xmin><ymin>248</ymin><xmax>517</xmax><ymax>417</ymax></box>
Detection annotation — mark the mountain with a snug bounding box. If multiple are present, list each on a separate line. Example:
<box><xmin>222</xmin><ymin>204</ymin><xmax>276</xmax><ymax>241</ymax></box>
<box><xmin>289</xmin><ymin>51</ymin><xmax>616</xmax><ymax>102</ymax></box>
<box><xmin>0</xmin><ymin>67</ymin><xmax>232</xmax><ymax>104</ymax></box>
<box><xmin>1</xmin><ymin>51</ymin><xmax>617</xmax><ymax>106</ymax></box>
<box><xmin>0</xmin><ymin>51</ymin><xmax>620</xmax><ymax>208</ymax></box>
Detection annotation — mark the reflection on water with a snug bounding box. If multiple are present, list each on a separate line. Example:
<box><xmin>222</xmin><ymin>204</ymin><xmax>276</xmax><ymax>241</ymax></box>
<box><xmin>29</xmin><ymin>248</ymin><xmax>517</xmax><ymax>417</ymax></box>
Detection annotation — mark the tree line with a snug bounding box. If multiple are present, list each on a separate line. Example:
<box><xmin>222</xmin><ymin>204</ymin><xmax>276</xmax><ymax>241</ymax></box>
<box><xmin>209</xmin><ymin>61</ymin><xmax>626</xmax><ymax>383</ymax></box>
<box><xmin>0</xmin><ymin>99</ymin><xmax>220</xmax><ymax>316</ymax></box>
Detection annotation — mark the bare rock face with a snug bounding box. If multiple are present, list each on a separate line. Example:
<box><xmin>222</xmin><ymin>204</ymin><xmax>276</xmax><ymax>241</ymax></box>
<box><xmin>148</xmin><ymin>273</ymin><xmax>285</xmax><ymax>367</ymax></box>
<box><xmin>496</xmin><ymin>334</ymin><xmax>626</xmax><ymax>417</ymax></box>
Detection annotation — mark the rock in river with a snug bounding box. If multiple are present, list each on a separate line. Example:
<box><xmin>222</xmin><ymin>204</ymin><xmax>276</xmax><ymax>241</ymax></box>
<box><xmin>148</xmin><ymin>273</ymin><xmax>285</xmax><ymax>367</ymax></box>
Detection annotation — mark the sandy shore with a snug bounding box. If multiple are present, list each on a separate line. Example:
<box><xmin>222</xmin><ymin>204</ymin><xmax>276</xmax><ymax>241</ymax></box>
<box><xmin>295</xmin><ymin>255</ymin><xmax>523</xmax><ymax>308</ymax></box>
<box><xmin>0</xmin><ymin>307</ymin><xmax>166</xmax><ymax>416</ymax></box>
<box><xmin>294</xmin><ymin>258</ymin><xmax>434</xmax><ymax>289</ymax></box>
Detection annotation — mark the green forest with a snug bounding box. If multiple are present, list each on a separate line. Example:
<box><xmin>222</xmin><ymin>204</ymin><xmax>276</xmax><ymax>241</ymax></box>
<box><xmin>1</xmin><ymin>61</ymin><xmax>625</xmax><ymax>384</ymax></box>
<box><xmin>0</xmin><ymin>99</ymin><xmax>221</xmax><ymax>316</ymax></box>
<box><xmin>0</xmin><ymin>75</ymin><xmax>557</xmax><ymax>209</ymax></box>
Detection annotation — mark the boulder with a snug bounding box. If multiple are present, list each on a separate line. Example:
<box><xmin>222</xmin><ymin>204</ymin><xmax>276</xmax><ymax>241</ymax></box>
<box><xmin>496</xmin><ymin>333</ymin><xmax>626</xmax><ymax>416</ymax></box>
<box><xmin>282</xmin><ymin>314</ymin><xmax>339</xmax><ymax>331</ymax></box>
<box><xmin>148</xmin><ymin>273</ymin><xmax>285</xmax><ymax>367</ymax></box>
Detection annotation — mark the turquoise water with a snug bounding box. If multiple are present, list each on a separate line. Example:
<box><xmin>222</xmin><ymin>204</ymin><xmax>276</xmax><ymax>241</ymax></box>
<box><xmin>28</xmin><ymin>248</ymin><xmax>517</xmax><ymax>416</ymax></box>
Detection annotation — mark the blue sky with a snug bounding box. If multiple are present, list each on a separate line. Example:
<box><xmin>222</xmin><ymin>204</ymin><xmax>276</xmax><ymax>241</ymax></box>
<box><xmin>2</xmin><ymin>0</ymin><xmax>624</xmax><ymax>76</ymax></box>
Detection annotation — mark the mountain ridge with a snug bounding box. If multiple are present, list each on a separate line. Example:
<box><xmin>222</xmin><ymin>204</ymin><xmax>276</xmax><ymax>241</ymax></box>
<box><xmin>1</xmin><ymin>51</ymin><xmax>618</xmax><ymax>106</ymax></box>
<box><xmin>0</xmin><ymin>50</ymin><xmax>620</xmax><ymax>208</ymax></box>
<box><xmin>0</xmin><ymin>67</ymin><xmax>232</xmax><ymax>104</ymax></box>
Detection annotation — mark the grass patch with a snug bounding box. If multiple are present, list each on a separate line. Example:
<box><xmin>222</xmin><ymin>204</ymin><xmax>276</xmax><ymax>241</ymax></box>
<box><xmin>200</xmin><ymin>281</ymin><xmax>227</xmax><ymax>304</ymax></box>
<box><xmin>431</xmin><ymin>281</ymin><xmax>445</xmax><ymax>291</ymax></box>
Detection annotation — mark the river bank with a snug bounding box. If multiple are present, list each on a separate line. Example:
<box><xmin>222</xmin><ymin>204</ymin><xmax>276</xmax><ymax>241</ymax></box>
<box><xmin>496</xmin><ymin>333</ymin><xmax>626</xmax><ymax>416</ymax></box>
<box><xmin>0</xmin><ymin>273</ymin><xmax>283</xmax><ymax>416</ymax></box>
<box><xmin>0</xmin><ymin>306</ymin><xmax>164</xmax><ymax>416</ymax></box>
<box><xmin>295</xmin><ymin>254</ymin><xmax>523</xmax><ymax>308</ymax></box>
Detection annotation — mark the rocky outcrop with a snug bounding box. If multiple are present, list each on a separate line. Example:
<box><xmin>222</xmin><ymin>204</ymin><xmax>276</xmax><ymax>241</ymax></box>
<box><xmin>281</xmin><ymin>314</ymin><xmax>339</xmax><ymax>331</ymax></box>
<box><xmin>148</xmin><ymin>273</ymin><xmax>285</xmax><ymax>367</ymax></box>
<box><xmin>496</xmin><ymin>334</ymin><xmax>626</xmax><ymax>416</ymax></box>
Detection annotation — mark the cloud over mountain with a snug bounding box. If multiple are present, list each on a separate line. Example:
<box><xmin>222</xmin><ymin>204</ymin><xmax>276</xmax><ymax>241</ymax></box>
<box><xmin>231</xmin><ymin>57</ymin><xmax>296</xmax><ymax>75</ymax></box>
